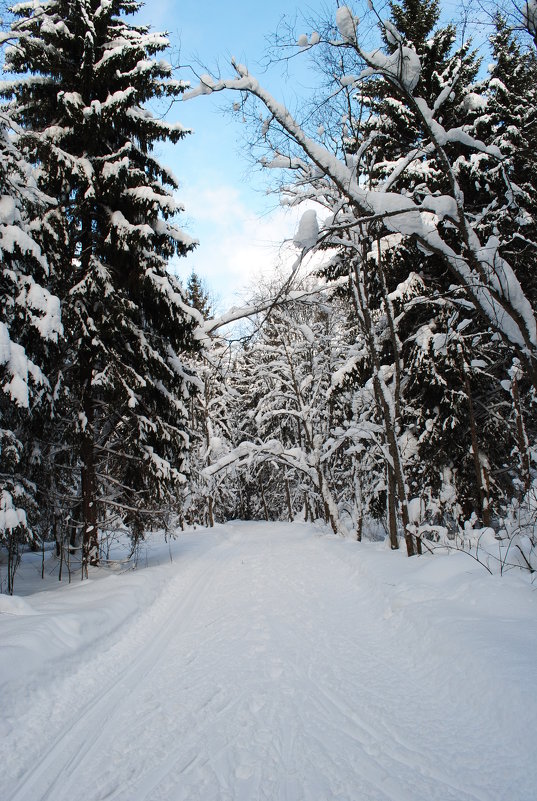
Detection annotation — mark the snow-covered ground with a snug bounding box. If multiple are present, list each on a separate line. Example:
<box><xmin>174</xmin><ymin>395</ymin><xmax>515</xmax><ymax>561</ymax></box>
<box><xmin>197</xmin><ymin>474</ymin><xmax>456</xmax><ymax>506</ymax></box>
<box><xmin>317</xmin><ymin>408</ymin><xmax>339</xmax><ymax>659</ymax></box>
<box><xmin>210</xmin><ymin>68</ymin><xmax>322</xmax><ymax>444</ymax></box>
<box><xmin>1</xmin><ymin>521</ymin><xmax>536</xmax><ymax>801</ymax></box>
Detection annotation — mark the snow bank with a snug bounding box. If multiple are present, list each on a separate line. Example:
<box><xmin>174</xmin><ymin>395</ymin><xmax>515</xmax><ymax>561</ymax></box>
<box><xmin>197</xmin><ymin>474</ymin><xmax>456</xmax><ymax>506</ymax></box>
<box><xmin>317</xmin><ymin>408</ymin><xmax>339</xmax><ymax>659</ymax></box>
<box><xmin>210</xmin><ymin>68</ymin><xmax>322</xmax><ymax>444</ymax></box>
<box><xmin>0</xmin><ymin>547</ymin><xmax>176</xmax><ymax>693</ymax></box>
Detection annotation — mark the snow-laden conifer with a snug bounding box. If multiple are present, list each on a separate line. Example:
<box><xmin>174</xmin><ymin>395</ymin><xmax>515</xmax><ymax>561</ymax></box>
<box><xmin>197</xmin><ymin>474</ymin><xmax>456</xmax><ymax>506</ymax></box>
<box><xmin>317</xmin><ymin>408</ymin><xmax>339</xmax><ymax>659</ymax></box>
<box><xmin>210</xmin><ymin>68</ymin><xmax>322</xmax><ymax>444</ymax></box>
<box><xmin>3</xmin><ymin>0</ymin><xmax>200</xmax><ymax>569</ymax></box>
<box><xmin>0</xmin><ymin>104</ymin><xmax>61</xmax><ymax>590</ymax></box>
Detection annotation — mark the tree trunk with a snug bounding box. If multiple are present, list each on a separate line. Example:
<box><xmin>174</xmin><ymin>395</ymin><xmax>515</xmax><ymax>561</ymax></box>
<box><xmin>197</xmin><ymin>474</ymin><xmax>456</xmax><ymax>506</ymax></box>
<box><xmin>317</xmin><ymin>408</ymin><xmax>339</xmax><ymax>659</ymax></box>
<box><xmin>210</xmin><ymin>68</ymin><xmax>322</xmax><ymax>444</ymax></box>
<box><xmin>511</xmin><ymin>369</ymin><xmax>531</xmax><ymax>493</ymax></box>
<box><xmin>356</xmin><ymin>514</ymin><xmax>363</xmax><ymax>542</ymax></box>
<box><xmin>58</xmin><ymin>533</ymin><xmax>63</xmax><ymax>582</ymax></box>
<box><xmin>462</xmin><ymin>358</ymin><xmax>490</xmax><ymax>527</ymax></box>
<box><xmin>350</xmin><ymin>259</ymin><xmax>416</xmax><ymax>556</ymax></box>
<box><xmin>259</xmin><ymin>480</ymin><xmax>270</xmax><ymax>521</ymax></box>
<box><xmin>7</xmin><ymin>532</ymin><xmax>19</xmax><ymax>595</ymax></box>
<box><xmin>80</xmin><ymin>364</ymin><xmax>99</xmax><ymax>575</ymax></box>
<box><xmin>304</xmin><ymin>493</ymin><xmax>312</xmax><ymax>523</ymax></box>
<box><xmin>208</xmin><ymin>496</ymin><xmax>215</xmax><ymax>527</ymax></box>
<box><xmin>387</xmin><ymin>464</ymin><xmax>399</xmax><ymax>550</ymax></box>
<box><xmin>285</xmin><ymin>478</ymin><xmax>293</xmax><ymax>521</ymax></box>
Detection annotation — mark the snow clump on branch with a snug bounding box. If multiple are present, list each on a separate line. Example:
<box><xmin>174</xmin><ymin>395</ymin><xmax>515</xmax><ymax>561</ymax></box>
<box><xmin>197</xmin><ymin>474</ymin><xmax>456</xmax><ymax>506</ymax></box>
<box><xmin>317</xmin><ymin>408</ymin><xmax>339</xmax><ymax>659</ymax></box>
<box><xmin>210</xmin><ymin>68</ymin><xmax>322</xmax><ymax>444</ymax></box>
<box><xmin>336</xmin><ymin>7</ymin><xmax>359</xmax><ymax>42</ymax></box>
<box><xmin>293</xmin><ymin>209</ymin><xmax>319</xmax><ymax>250</ymax></box>
<box><xmin>361</xmin><ymin>46</ymin><xmax>421</xmax><ymax>92</ymax></box>
<box><xmin>198</xmin><ymin>74</ymin><xmax>216</xmax><ymax>94</ymax></box>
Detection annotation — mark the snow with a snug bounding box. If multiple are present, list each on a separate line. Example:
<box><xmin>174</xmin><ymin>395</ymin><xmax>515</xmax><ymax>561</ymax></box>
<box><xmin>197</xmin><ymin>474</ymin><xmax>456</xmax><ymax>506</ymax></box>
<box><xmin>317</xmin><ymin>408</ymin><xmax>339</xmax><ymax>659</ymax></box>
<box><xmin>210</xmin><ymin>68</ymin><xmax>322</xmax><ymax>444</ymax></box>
<box><xmin>58</xmin><ymin>91</ymin><xmax>83</xmax><ymax>109</ymax></box>
<box><xmin>407</xmin><ymin>495</ymin><xmax>424</xmax><ymax>523</ymax></box>
<box><xmin>383</xmin><ymin>20</ymin><xmax>403</xmax><ymax>46</ymax></box>
<box><xmin>462</xmin><ymin>92</ymin><xmax>487</xmax><ymax>113</ymax></box>
<box><xmin>368</xmin><ymin>232</ymin><xmax>403</xmax><ymax>262</ymax></box>
<box><xmin>125</xmin><ymin>186</ymin><xmax>182</xmax><ymax>213</ymax></box>
<box><xmin>388</xmin><ymin>271</ymin><xmax>425</xmax><ymax>302</ymax></box>
<box><xmin>198</xmin><ymin>74</ymin><xmax>216</xmax><ymax>94</ymax></box>
<box><xmin>420</xmin><ymin>194</ymin><xmax>459</xmax><ymax>221</ymax></box>
<box><xmin>298</xmin><ymin>322</ymin><xmax>315</xmax><ymax>344</ymax></box>
<box><xmin>413</xmin><ymin>98</ymin><xmax>501</xmax><ymax>158</ymax></box>
<box><xmin>0</xmin><ymin>195</ymin><xmax>17</xmax><ymax>225</ymax></box>
<box><xmin>1</xmin><ymin>521</ymin><xmax>536</xmax><ymax>801</ymax></box>
<box><xmin>23</xmin><ymin>280</ymin><xmax>62</xmax><ymax>340</ymax></box>
<box><xmin>109</xmin><ymin>209</ymin><xmax>154</xmax><ymax>242</ymax></box>
<box><xmin>0</xmin><ymin>320</ymin><xmax>11</xmax><ymax>366</ymax></box>
<box><xmin>331</xmin><ymin>352</ymin><xmax>361</xmax><ymax>388</ymax></box>
<box><xmin>340</xmin><ymin>73</ymin><xmax>358</xmax><ymax>87</ymax></box>
<box><xmin>101</xmin><ymin>155</ymin><xmax>130</xmax><ymax>180</ymax></box>
<box><xmin>0</xmin><ymin>489</ymin><xmax>27</xmax><ymax>533</ymax></box>
<box><xmin>293</xmin><ymin>209</ymin><xmax>318</xmax><ymax>250</ymax></box>
<box><xmin>361</xmin><ymin>46</ymin><xmax>421</xmax><ymax>92</ymax></box>
<box><xmin>100</xmin><ymin>87</ymin><xmax>136</xmax><ymax>110</ymax></box>
<box><xmin>142</xmin><ymin>445</ymin><xmax>185</xmax><ymax>483</ymax></box>
<box><xmin>336</xmin><ymin>7</ymin><xmax>359</xmax><ymax>42</ymax></box>
<box><xmin>262</xmin><ymin>154</ymin><xmax>305</xmax><ymax>169</ymax></box>
<box><xmin>0</xmin><ymin>321</ymin><xmax>48</xmax><ymax>407</ymax></box>
<box><xmin>0</xmin><ymin>199</ymin><xmax>47</xmax><ymax>268</ymax></box>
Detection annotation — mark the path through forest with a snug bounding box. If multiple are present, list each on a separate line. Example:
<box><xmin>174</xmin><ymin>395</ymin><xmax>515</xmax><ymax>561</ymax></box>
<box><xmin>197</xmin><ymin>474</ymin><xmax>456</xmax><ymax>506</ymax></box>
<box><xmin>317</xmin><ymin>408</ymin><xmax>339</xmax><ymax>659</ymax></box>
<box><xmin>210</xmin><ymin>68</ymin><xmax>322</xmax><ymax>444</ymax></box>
<box><xmin>2</xmin><ymin>522</ymin><xmax>536</xmax><ymax>801</ymax></box>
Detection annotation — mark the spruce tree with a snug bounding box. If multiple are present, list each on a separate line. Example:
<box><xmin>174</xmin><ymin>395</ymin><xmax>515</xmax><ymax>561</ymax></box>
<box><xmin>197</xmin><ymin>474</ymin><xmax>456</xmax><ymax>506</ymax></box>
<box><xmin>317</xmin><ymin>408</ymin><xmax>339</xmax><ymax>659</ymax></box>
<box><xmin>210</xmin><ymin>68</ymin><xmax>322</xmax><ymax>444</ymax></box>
<box><xmin>186</xmin><ymin>271</ymin><xmax>212</xmax><ymax>320</ymax></box>
<box><xmin>359</xmin><ymin>0</ymin><xmax>480</xmax><ymax>194</ymax></box>
<box><xmin>4</xmin><ymin>0</ymin><xmax>200</xmax><ymax>569</ymax></box>
<box><xmin>0</xmin><ymin>105</ymin><xmax>61</xmax><ymax>589</ymax></box>
<box><xmin>371</xmin><ymin>5</ymin><xmax>528</xmax><ymax>528</ymax></box>
<box><xmin>467</xmin><ymin>18</ymin><xmax>537</xmax><ymax>304</ymax></box>
<box><xmin>331</xmin><ymin>0</ymin><xmax>511</xmax><ymax>530</ymax></box>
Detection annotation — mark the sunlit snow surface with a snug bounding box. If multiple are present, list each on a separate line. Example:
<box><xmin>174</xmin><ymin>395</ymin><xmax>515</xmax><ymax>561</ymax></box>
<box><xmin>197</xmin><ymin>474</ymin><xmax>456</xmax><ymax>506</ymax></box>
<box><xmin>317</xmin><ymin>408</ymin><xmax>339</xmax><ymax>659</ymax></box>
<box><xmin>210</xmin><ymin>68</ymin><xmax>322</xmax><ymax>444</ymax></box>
<box><xmin>1</xmin><ymin>522</ymin><xmax>536</xmax><ymax>801</ymax></box>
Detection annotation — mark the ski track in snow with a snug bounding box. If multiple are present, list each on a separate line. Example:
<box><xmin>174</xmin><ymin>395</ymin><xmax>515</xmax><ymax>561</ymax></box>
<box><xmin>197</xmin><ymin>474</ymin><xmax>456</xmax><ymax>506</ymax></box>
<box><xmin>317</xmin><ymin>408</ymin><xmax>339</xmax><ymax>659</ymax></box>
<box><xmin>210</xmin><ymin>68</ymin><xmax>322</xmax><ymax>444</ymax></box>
<box><xmin>1</xmin><ymin>521</ymin><xmax>536</xmax><ymax>801</ymax></box>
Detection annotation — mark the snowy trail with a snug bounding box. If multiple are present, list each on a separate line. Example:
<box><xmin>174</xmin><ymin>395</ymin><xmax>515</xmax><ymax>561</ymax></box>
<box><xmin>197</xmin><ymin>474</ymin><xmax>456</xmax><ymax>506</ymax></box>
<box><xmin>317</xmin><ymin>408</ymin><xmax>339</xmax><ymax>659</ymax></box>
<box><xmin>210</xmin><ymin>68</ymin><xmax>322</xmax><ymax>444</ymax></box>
<box><xmin>2</xmin><ymin>522</ymin><xmax>536</xmax><ymax>801</ymax></box>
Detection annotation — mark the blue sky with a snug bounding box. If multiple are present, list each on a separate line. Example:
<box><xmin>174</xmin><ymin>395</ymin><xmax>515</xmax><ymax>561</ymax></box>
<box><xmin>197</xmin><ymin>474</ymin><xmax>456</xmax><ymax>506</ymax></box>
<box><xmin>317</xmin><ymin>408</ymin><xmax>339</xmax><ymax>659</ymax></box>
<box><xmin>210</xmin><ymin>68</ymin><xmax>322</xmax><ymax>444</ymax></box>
<box><xmin>135</xmin><ymin>0</ymin><xmax>334</xmax><ymax>310</ymax></box>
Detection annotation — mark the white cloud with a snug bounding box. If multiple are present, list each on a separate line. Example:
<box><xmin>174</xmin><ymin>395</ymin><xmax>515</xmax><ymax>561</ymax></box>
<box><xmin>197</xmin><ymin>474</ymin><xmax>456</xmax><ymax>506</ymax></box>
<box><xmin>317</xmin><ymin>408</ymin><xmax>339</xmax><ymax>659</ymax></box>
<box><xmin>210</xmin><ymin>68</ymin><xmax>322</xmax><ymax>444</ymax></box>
<box><xmin>176</xmin><ymin>182</ymin><xmax>304</xmax><ymax>311</ymax></box>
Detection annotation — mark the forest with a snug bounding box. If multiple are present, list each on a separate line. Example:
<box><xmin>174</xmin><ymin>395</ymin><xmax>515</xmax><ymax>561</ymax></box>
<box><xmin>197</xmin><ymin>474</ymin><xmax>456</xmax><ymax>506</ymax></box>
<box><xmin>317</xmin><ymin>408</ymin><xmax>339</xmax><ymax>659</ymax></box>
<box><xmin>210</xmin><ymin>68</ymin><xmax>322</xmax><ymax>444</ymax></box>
<box><xmin>2</xmin><ymin>0</ymin><xmax>537</xmax><ymax>592</ymax></box>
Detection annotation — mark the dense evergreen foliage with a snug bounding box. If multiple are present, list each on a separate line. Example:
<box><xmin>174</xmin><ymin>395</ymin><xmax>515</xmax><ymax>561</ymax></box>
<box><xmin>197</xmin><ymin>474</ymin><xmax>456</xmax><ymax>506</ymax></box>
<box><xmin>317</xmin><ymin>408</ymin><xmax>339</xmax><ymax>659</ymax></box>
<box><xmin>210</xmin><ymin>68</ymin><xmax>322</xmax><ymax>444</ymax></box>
<box><xmin>1</xmin><ymin>0</ymin><xmax>200</xmax><ymax>578</ymax></box>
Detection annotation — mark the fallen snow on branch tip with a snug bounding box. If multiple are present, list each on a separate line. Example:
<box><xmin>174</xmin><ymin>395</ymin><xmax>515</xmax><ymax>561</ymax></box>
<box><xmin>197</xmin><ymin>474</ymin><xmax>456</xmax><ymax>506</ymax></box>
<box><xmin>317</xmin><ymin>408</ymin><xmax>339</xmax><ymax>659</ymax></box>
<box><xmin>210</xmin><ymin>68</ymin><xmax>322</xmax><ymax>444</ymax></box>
<box><xmin>336</xmin><ymin>7</ymin><xmax>359</xmax><ymax>42</ymax></box>
<box><xmin>293</xmin><ymin>209</ymin><xmax>319</xmax><ymax>250</ymax></box>
<box><xmin>361</xmin><ymin>46</ymin><xmax>421</xmax><ymax>93</ymax></box>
